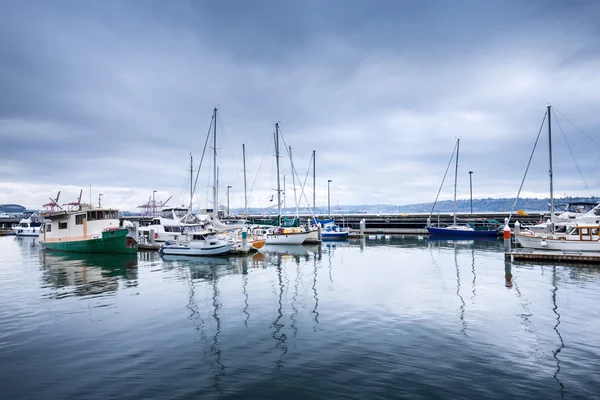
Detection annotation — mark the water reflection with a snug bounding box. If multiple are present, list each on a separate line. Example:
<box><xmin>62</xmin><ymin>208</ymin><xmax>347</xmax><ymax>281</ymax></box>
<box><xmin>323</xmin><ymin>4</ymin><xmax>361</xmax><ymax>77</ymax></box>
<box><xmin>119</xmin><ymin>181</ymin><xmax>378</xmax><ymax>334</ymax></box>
<box><xmin>271</xmin><ymin>257</ymin><xmax>288</xmax><ymax>369</ymax></box>
<box><xmin>453</xmin><ymin>243</ymin><xmax>468</xmax><ymax>337</ymax></box>
<box><xmin>39</xmin><ymin>251</ymin><xmax>138</xmax><ymax>297</ymax></box>
<box><xmin>552</xmin><ymin>266</ymin><xmax>565</xmax><ymax>398</ymax></box>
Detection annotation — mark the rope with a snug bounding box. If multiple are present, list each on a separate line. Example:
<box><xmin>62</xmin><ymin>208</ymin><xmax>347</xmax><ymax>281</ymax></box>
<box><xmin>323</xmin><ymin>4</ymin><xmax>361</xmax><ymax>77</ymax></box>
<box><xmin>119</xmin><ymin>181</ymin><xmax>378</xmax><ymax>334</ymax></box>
<box><xmin>554</xmin><ymin>113</ymin><xmax>591</xmax><ymax>196</ymax></box>
<box><xmin>508</xmin><ymin>112</ymin><xmax>547</xmax><ymax>221</ymax></box>
<box><xmin>192</xmin><ymin>113</ymin><xmax>214</xmax><ymax>198</ymax></box>
<box><xmin>429</xmin><ymin>140</ymin><xmax>458</xmax><ymax>219</ymax></box>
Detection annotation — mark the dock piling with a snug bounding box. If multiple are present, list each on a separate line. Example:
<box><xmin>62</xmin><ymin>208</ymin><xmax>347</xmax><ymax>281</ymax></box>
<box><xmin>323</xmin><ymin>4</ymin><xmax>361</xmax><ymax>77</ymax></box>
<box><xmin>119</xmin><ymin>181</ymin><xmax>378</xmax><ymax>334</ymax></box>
<box><xmin>503</xmin><ymin>219</ymin><xmax>511</xmax><ymax>253</ymax></box>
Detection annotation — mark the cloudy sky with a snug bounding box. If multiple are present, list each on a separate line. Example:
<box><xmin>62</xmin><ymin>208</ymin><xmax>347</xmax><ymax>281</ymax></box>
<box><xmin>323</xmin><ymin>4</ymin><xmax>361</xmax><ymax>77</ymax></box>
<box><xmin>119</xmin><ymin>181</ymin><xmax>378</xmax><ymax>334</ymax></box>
<box><xmin>1</xmin><ymin>0</ymin><xmax>600</xmax><ymax>212</ymax></box>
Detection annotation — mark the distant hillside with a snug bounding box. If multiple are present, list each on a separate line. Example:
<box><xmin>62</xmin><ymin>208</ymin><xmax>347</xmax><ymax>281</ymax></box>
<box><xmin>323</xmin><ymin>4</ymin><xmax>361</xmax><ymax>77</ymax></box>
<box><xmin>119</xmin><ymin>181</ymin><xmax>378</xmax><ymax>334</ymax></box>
<box><xmin>121</xmin><ymin>197</ymin><xmax>599</xmax><ymax>216</ymax></box>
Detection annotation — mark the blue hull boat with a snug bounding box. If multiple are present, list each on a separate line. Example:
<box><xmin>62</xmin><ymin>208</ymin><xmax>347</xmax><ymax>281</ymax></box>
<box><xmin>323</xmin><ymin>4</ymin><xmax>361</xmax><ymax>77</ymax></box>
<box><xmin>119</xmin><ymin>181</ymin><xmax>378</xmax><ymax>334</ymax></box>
<box><xmin>322</xmin><ymin>231</ymin><xmax>349</xmax><ymax>240</ymax></box>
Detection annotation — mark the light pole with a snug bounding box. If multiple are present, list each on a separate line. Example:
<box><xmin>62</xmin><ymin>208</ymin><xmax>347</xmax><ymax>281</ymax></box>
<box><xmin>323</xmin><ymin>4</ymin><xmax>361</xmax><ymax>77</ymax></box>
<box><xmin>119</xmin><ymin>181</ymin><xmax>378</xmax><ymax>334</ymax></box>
<box><xmin>468</xmin><ymin>171</ymin><xmax>473</xmax><ymax>215</ymax></box>
<box><xmin>153</xmin><ymin>190</ymin><xmax>157</xmax><ymax>217</ymax></box>
<box><xmin>98</xmin><ymin>193</ymin><xmax>103</xmax><ymax>208</ymax></box>
<box><xmin>327</xmin><ymin>179</ymin><xmax>332</xmax><ymax>217</ymax></box>
<box><xmin>226</xmin><ymin>186</ymin><xmax>232</xmax><ymax>217</ymax></box>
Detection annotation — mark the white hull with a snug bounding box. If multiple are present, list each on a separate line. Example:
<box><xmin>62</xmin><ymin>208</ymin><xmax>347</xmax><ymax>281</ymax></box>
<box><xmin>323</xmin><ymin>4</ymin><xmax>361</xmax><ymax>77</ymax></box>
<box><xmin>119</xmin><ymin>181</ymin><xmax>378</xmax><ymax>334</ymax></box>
<box><xmin>266</xmin><ymin>232</ymin><xmax>309</xmax><ymax>245</ymax></box>
<box><xmin>516</xmin><ymin>233</ymin><xmax>600</xmax><ymax>252</ymax></box>
<box><xmin>160</xmin><ymin>243</ymin><xmax>231</xmax><ymax>256</ymax></box>
<box><xmin>14</xmin><ymin>227</ymin><xmax>40</xmax><ymax>237</ymax></box>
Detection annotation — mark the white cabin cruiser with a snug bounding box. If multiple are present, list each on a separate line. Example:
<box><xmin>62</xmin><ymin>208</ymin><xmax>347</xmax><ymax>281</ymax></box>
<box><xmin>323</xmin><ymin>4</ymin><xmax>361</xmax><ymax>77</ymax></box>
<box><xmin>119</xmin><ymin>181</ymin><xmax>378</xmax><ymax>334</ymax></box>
<box><xmin>159</xmin><ymin>231</ymin><xmax>231</xmax><ymax>256</ymax></box>
<box><xmin>12</xmin><ymin>213</ymin><xmax>44</xmax><ymax>237</ymax></box>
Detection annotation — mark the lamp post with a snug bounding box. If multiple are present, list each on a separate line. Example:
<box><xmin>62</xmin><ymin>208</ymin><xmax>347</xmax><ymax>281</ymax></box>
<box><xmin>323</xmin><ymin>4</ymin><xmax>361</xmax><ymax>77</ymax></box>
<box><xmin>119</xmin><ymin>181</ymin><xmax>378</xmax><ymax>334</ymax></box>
<box><xmin>327</xmin><ymin>179</ymin><xmax>332</xmax><ymax>217</ymax></box>
<box><xmin>153</xmin><ymin>190</ymin><xmax>157</xmax><ymax>217</ymax></box>
<box><xmin>98</xmin><ymin>193</ymin><xmax>103</xmax><ymax>208</ymax></box>
<box><xmin>226</xmin><ymin>186</ymin><xmax>232</xmax><ymax>217</ymax></box>
<box><xmin>468</xmin><ymin>171</ymin><xmax>473</xmax><ymax>215</ymax></box>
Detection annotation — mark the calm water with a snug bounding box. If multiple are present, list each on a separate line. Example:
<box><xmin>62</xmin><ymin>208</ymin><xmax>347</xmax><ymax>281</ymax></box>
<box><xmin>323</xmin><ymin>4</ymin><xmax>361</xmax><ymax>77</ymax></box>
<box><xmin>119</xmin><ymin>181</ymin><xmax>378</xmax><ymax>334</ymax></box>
<box><xmin>1</xmin><ymin>235</ymin><xmax>599</xmax><ymax>399</ymax></box>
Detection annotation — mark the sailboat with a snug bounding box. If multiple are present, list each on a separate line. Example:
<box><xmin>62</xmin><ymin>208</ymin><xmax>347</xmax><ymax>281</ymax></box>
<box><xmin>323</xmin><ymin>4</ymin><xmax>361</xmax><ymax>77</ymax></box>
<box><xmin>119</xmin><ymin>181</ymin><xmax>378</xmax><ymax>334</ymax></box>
<box><xmin>264</xmin><ymin>123</ymin><xmax>309</xmax><ymax>245</ymax></box>
<box><xmin>427</xmin><ymin>138</ymin><xmax>498</xmax><ymax>237</ymax></box>
<box><xmin>159</xmin><ymin>108</ymin><xmax>231</xmax><ymax>256</ymax></box>
<box><xmin>515</xmin><ymin>105</ymin><xmax>600</xmax><ymax>252</ymax></box>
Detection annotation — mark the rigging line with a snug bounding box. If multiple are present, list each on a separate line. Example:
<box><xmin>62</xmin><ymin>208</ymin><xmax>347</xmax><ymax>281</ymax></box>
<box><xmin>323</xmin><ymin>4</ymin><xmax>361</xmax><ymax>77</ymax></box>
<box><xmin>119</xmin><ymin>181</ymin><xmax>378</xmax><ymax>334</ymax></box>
<box><xmin>217</xmin><ymin>112</ymin><xmax>244</xmax><ymax>184</ymax></box>
<box><xmin>508</xmin><ymin>112</ymin><xmax>547</xmax><ymax>221</ymax></box>
<box><xmin>554</xmin><ymin>113</ymin><xmax>591</xmax><ymax>196</ymax></box>
<box><xmin>429</xmin><ymin>140</ymin><xmax>458</xmax><ymax>219</ymax></box>
<box><xmin>247</xmin><ymin>133</ymin><xmax>273</xmax><ymax>207</ymax></box>
<box><xmin>278</xmin><ymin>128</ymin><xmax>315</xmax><ymax>215</ymax></box>
<box><xmin>192</xmin><ymin>114</ymin><xmax>214</xmax><ymax>199</ymax></box>
<box><xmin>553</xmin><ymin>106</ymin><xmax>600</xmax><ymax>148</ymax></box>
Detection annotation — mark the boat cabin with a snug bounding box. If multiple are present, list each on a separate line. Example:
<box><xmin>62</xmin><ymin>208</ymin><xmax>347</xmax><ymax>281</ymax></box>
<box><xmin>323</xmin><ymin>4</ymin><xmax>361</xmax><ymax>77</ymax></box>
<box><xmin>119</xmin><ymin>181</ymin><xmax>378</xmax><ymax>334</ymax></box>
<box><xmin>40</xmin><ymin>208</ymin><xmax>121</xmax><ymax>240</ymax></box>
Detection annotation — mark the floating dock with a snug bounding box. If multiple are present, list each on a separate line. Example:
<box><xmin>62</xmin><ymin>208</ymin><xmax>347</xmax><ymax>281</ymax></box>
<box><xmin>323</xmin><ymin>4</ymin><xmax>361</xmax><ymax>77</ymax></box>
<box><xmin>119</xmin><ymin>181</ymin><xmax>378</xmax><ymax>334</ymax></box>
<box><xmin>506</xmin><ymin>249</ymin><xmax>600</xmax><ymax>264</ymax></box>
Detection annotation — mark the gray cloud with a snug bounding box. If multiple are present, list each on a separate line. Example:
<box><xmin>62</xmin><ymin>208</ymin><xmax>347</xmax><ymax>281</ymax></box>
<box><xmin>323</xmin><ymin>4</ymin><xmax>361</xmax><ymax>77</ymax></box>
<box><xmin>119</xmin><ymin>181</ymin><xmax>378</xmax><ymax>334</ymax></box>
<box><xmin>1</xmin><ymin>0</ymin><xmax>600</xmax><ymax>211</ymax></box>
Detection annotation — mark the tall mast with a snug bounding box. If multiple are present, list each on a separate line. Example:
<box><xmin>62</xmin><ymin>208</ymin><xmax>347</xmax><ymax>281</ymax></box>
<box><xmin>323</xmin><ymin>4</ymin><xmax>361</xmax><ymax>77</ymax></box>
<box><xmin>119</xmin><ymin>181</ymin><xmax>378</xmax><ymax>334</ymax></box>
<box><xmin>289</xmin><ymin>145</ymin><xmax>299</xmax><ymax>217</ymax></box>
<box><xmin>312</xmin><ymin>150</ymin><xmax>316</xmax><ymax>211</ymax></box>
<box><xmin>548</xmin><ymin>105</ymin><xmax>555</xmax><ymax>230</ymax></box>
<box><xmin>453</xmin><ymin>138</ymin><xmax>460</xmax><ymax>226</ymax></box>
<box><xmin>242</xmin><ymin>143</ymin><xmax>247</xmax><ymax>213</ymax></box>
<box><xmin>212</xmin><ymin>107</ymin><xmax>218</xmax><ymax>219</ymax></box>
<box><xmin>189</xmin><ymin>153</ymin><xmax>193</xmax><ymax>212</ymax></box>
<box><xmin>275</xmin><ymin>123</ymin><xmax>281</xmax><ymax>220</ymax></box>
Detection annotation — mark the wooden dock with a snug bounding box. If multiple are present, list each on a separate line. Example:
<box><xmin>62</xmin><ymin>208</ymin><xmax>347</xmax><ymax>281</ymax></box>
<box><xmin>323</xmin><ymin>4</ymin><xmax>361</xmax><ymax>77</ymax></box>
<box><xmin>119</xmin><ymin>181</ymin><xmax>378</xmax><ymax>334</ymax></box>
<box><xmin>506</xmin><ymin>249</ymin><xmax>600</xmax><ymax>264</ymax></box>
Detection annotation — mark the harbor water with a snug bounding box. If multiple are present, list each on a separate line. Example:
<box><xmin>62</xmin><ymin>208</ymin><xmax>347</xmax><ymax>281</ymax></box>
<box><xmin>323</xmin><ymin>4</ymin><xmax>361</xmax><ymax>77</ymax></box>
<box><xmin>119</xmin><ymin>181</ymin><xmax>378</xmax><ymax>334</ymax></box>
<box><xmin>1</xmin><ymin>235</ymin><xmax>599</xmax><ymax>399</ymax></box>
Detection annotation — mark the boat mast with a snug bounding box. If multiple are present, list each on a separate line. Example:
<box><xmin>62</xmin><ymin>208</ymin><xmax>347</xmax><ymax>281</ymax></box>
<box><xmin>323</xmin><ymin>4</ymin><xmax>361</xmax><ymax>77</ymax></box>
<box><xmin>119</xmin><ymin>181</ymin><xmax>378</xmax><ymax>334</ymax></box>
<box><xmin>242</xmin><ymin>143</ymin><xmax>247</xmax><ymax>213</ymax></box>
<box><xmin>275</xmin><ymin>123</ymin><xmax>281</xmax><ymax>221</ymax></box>
<box><xmin>548</xmin><ymin>105</ymin><xmax>555</xmax><ymax>231</ymax></box>
<box><xmin>289</xmin><ymin>145</ymin><xmax>299</xmax><ymax>217</ymax></box>
<box><xmin>212</xmin><ymin>107</ymin><xmax>218</xmax><ymax>219</ymax></box>
<box><xmin>312</xmin><ymin>150</ymin><xmax>316</xmax><ymax>212</ymax></box>
<box><xmin>189</xmin><ymin>153</ymin><xmax>193</xmax><ymax>212</ymax></box>
<box><xmin>453</xmin><ymin>138</ymin><xmax>460</xmax><ymax>226</ymax></box>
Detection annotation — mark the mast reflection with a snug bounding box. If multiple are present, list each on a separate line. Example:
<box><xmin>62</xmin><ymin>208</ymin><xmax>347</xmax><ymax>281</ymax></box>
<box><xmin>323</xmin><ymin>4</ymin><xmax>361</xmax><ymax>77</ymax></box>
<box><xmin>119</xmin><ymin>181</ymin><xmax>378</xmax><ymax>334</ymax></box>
<box><xmin>271</xmin><ymin>256</ymin><xmax>288</xmax><ymax>369</ymax></box>
<box><xmin>453</xmin><ymin>243</ymin><xmax>468</xmax><ymax>337</ymax></box>
<box><xmin>552</xmin><ymin>266</ymin><xmax>565</xmax><ymax>398</ymax></box>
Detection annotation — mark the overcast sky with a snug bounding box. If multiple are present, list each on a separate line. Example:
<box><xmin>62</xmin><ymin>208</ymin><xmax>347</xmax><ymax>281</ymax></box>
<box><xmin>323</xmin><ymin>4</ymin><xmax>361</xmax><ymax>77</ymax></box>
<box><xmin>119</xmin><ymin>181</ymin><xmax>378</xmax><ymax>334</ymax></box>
<box><xmin>1</xmin><ymin>0</ymin><xmax>600</xmax><ymax>212</ymax></box>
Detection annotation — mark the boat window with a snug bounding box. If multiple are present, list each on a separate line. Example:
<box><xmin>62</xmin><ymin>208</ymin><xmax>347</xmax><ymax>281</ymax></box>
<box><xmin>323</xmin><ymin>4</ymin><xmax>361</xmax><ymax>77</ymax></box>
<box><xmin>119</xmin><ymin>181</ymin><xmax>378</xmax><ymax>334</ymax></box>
<box><xmin>164</xmin><ymin>226</ymin><xmax>181</xmax><ymax>233</ymax></box>
<box><xmin>58</xmin><ymin>222</ymin><xmax>67</xmax><ymax>230</ymax></box>
<box><xmin>19</xmin><ymin>223</ymin><xmax>28</xmax><ymax>227</ymax></box>
<box><xmin>46</xmin><ymin>224</ymin><xmax>52</xmax><ymax>232</ymax></box>
<box><xmin>192</xmin><ymin>234</ymin><xmax>203</xmax><ymax>240</ymax></box>
<box><xmin>87</xmin><ymin>211</ymin><xmax>96</xmax><ymax>221</ymax></box>
<box><xmin>210</xmin><ymin>242</ymin><xmax>217</xmax><ymax>245</ymax></box>
<box><xmin>75</xmin><ymin>214</ymin><xmax>84</xmax><ymax>225</ymax></box>
<box><xmin>152</xmin><ymin>219</ymin><xmax>161</xmax><ymax>225</ymax></box>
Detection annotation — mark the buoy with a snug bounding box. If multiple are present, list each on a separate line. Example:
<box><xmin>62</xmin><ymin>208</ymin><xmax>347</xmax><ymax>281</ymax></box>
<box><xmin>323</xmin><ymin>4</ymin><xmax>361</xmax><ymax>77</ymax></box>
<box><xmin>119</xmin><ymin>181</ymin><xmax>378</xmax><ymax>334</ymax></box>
<box><xmin>540</xmin><ymin>240</ymin><xmax>547</xmax><ymax>247</ymax></box>
<box><xmin>154</xmin><ymin>233</ymin><xmax>158</xmax><ymax>239</ymax></box>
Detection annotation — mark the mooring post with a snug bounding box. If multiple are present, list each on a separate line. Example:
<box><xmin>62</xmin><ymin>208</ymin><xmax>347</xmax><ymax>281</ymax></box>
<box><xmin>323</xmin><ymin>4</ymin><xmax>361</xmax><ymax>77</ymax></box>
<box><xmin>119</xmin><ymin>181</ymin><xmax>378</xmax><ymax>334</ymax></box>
<box><xmin>359</xmin><ymin>219</ymin><xmax>365</xmax><ymax>235</ymax></box>
<box><xmin>426</xmin><ymin>217</ymin><xmax>431</xmax><ymax>228</ymax></box>
<box><xmin>503</xmin><ymin>219</ymin><xmax>511</xmax><ymax>254</ymax></box>
<box><xmin>514</xmin><ymin>220</ymin><xmax>520</xmax><ymax>236</ymax></box>
<box><xmin>241</xmin><ymin>227</ymin><xmax>248</xmax><ymax>252</ymax></box>
<box><xmin>150</xmin><ymin>229</ymin><xmax>155</xmax><ymax>244</ymax></box>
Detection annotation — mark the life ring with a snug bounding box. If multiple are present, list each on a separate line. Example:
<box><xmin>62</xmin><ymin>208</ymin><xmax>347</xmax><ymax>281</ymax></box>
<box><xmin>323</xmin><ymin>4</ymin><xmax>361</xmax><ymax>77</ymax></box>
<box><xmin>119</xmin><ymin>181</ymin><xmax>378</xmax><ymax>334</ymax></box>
<box><xmin>154</xmin><ymin>233</ymin><xmax>158</xmax><ymax>239</ymax></box>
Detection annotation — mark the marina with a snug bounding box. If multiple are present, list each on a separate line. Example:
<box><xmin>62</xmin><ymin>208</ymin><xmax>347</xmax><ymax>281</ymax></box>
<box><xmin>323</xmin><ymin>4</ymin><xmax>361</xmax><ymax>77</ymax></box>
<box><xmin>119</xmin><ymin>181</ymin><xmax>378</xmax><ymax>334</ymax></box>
<box><xmin>3</xmin><ymin>1</ymin><xmax>600</xmax><ymax>399</ymax></box>
<box><xmin>2</xmin><ymin>234</ymin><xmax>600</xmax><ymax>399</ymax></box>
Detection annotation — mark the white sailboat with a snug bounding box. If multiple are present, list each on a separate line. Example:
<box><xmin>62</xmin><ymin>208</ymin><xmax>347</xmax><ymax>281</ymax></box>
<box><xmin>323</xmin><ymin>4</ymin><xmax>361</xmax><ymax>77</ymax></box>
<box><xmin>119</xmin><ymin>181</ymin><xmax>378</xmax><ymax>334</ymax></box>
<box><xmin>159</xmin><ymin>108</ymin><xmax>231</xmax><ymax>256</ymax></box>
<box><xmin>266</xmin><ymin>123</ymin><xmax>309</xmax><ymax>245</ymax></box>
<box><xmin>515</xmin><ymin>105</ymin><xmax>600</xmax><ymax>252</ymax></box>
